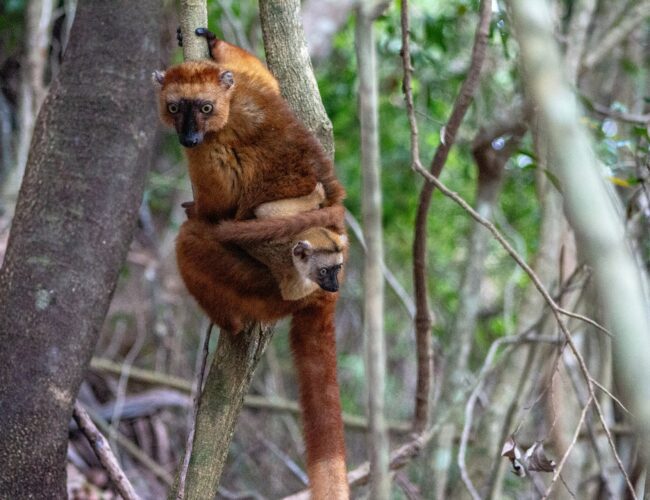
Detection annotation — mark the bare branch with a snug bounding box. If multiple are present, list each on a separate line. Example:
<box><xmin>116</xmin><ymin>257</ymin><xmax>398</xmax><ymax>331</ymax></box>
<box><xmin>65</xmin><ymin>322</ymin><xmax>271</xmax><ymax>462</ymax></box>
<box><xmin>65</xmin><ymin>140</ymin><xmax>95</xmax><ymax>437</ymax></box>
<box><xmin>176</xmin><ymin>323</ymin><xmax>213</xmax><ymax>499</ymax></box>
<box><xmin>345</xmin><ymin>211</ymin><xmax>415</xmax><ymax>318</ymax></box>
<box><xmin>410</xmin><ymin>151</ymin><xmax>634</xmax><ymax>496</ymax></box>
<box><xmin>407</xmin><ymin>0</ymin><xmax>492</xmax><ymax>433</ymax></box>
<box><xmin>542</xmin><ymin>396</ymin><xmax>593</xmax><ymax>499</ymax></box>
<box><xmin>89</xmin><ymin>357</ymin><xmax>412</xmax><ymax>432</ymax></box>
<box><xmin>72</xmin><ymin>402</ymin><xmax>140</xmax><ymax>500</ymax></box>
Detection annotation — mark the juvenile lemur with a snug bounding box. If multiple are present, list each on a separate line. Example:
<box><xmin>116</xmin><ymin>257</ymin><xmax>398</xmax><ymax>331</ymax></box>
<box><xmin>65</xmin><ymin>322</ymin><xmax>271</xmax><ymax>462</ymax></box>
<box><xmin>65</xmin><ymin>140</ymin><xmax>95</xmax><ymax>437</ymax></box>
<box><xmin>252</xmin><ymin>183</ymin><xmax>347</xmax><ymax>300</ymax></box>
<box><xmin>154</xmin><ymin>29</ymin><xmax>349</xmax><ymax>498</ymax></box>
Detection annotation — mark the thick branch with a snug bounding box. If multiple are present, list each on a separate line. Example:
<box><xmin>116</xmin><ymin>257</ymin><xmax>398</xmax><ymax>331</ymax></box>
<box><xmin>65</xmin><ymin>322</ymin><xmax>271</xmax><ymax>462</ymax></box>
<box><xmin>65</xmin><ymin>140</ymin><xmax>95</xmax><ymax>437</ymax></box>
<box><xmin>0</xmin><ymin>2</ymin><xmax>160</xmax><ymax>496</ymax></box>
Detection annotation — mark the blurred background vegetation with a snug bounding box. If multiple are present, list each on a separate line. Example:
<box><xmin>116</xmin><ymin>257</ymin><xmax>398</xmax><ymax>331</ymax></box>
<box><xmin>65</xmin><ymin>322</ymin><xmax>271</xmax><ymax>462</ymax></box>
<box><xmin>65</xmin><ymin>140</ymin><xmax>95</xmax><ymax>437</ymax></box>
<box><xmin>0</xmin><ymin>0</ymin><xmax>648</xmax><ymax>498</ymax></box>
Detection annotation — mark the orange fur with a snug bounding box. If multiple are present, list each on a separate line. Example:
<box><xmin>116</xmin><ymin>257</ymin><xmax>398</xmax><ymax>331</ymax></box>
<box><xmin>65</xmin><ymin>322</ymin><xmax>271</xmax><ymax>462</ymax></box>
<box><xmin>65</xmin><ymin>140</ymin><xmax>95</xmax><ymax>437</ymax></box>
<box><xmin>156</xmin><ymin>34</ymin><xmax>349</xmax><ymax>498</ymax></box>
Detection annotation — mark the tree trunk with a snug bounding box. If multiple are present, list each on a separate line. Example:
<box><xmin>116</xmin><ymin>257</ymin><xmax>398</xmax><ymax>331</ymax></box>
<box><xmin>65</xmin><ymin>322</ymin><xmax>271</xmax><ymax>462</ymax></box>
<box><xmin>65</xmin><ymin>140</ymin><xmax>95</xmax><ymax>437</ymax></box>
<box><xmin>355</xmin><ymin>1</ymin><xmax>390</xmax><ymax>497</ymax></box>
<box><xmin>0</xmin><ymin>1</ymin><xmax>160</xmax><ymax>497</ymax></box>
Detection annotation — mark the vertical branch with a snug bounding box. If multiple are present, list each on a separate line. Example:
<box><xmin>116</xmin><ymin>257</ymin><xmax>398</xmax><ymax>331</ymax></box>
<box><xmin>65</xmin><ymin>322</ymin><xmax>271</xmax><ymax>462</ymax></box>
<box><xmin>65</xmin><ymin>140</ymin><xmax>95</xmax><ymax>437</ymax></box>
<box><xmin>408</xmin><ymin>0</ymin><xmax>492</xmax><ymax>433</ymax></box>
<box><xmin>356</xmin><ymin>1</ymin><xmax>390</xmax><ymax>497</ymax></box>
<box><xmin>181</xmin><ymin>3</ymin><xmax>339</xmax><ymax>498</ymax></box>
<box><xmin>179</xmin><ymin>0</ymin><xmax>209</xmax><ymax>61</ymax></box>
<box><xmin>259</xmin><ymin>0</ymin><xmax>334</xmax><ymax>158</ymax></box>
<box><xmin>3</xmin><ymin>0</ymin><xmax>55</xmax><ymax>215</ymax></box>
<box><xmin>182</xmin><ymin>325</ymin><xmax>274</xmax><ymax>500</ymax></box>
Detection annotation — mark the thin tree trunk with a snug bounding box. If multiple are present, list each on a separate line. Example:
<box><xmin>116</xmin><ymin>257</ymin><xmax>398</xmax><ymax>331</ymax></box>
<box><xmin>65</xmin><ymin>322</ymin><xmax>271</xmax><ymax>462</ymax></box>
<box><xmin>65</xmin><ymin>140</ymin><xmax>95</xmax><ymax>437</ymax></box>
<box><xmin>179</xmin><ymin>0</ymin><xmax>209</xmax><ymax>61</ymax></box>
<box><xmin>0</xmin><ymin>1</ymin><xmax>160</xmax><ymax>497</ymax></box>
<box><xmin>181</xmin><ymin>326</ymin><xmax>275</xmax><ymax>500</ymax></box>
<box><xmin>355</xmin><ymin>1</ymin><xmax>390</xmax><ymax>497</ymax></box>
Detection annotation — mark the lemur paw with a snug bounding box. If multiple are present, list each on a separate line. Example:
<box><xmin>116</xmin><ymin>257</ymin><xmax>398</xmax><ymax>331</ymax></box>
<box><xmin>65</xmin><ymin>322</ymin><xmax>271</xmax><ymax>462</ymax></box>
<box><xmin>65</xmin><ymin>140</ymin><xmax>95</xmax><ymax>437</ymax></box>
<box><xmin>195</xmin><ymin>27</ymin><xmax>217</xmax><ymax>41</ymax></box>
<box><xmin>176</xmin><ymin>27</ymin><xmax>183</xmax><ymax>47</ymax></box>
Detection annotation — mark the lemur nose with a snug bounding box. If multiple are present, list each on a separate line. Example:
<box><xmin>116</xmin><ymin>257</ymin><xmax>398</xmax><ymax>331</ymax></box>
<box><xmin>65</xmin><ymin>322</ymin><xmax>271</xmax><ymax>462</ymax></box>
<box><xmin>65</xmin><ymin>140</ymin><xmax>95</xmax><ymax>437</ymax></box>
<box><xmin>180</xmin><ymin>134</ymin><xmax>201</xmax><ymax>148</ymax></box>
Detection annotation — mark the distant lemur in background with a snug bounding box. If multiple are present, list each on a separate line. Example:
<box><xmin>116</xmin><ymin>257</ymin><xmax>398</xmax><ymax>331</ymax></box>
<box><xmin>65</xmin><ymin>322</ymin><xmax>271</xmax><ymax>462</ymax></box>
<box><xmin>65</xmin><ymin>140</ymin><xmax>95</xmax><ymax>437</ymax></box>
<box><xmin>154</xmin><ymin>29</ymin><xmax>349</xmax><ymax>499</ymax></box>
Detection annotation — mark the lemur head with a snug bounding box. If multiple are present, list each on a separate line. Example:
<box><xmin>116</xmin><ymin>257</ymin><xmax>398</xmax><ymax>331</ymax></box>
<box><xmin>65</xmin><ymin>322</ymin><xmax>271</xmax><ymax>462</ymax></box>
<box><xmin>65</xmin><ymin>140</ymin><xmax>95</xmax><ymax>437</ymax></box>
<box><xmin>292</xmin><ymin>232</ymin><xmax>347</xmax><ymax>293</ymax></box>
<box><xmin>153</xmin><ymin>61</ymin><xmax>234</xmax><ymax>148</ymax></box>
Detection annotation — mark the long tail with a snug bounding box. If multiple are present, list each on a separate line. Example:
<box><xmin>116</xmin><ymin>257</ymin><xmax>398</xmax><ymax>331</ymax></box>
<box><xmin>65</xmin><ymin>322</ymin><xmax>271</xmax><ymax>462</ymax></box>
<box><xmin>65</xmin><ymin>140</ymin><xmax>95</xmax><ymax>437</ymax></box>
<box><xmin>290</xmin><ymin>298</ymin><xmax>349</xmax><ymax>499</ymax></box>
<box><xmin>211</xmin><ymin>205</ymin><xmax>345</xmax><ymax>244</ymax></box>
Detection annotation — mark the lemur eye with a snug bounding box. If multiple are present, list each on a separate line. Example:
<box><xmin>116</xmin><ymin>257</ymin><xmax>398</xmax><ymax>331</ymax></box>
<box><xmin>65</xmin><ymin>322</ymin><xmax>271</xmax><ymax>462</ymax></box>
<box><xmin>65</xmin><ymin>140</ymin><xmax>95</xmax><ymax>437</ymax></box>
<box><xmin>167</xmin><ymin>103</ymin><xmax>179</xmax><ymax>114</ymax></box>
<box><xmin>201</xmin><ymin>104</ymin><xmax>213</xmax><ymax>114</ymax></box>
<box><xmin>319</xmin><ymin>268</ymin><xmax>327</xmax><ymax>276</ymax></box>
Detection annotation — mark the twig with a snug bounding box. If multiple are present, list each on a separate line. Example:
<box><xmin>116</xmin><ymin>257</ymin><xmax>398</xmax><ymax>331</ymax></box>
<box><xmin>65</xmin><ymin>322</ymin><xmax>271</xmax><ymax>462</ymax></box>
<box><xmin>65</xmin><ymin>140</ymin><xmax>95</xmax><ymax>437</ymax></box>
<box><xmin>458</xmin><ymin>337</ymin><xmax>508</xmax><ymax>500</ymax></box>
<box><xmin>72</xmin><ymin>402</ymin><xmax>140</xmax><ymax>500</ymax></box>
<box><xmin>590</xmin><ymin>377</ymin><xmax>631</xmax><ymax>415</ymax></box>
<box><xmin>109</xmin><ymin>311</ymin><xmax>147</xmax><ymax>459</ymax></box>
<box><xmin>586</xmin><ymin>99</ymin><xmax>650</xmax><ymax>125</ymax></box>
<box><xmin>400</xmin><ymin>0</ymin><xmax>422</xmax><ymax>173</ymax></box>
<box><xmin>84</xmin><ymin>406</ymin><xmax>174</xmax><ymax>486</ymax></box>
<box><xmin>177</xmin><ymin>323</ymin><xmax>213</xmax><ymax>499</ymax></box>
<box><xmin>407</xmin><ymin>0</ymin><xmax>492</xmax><ymax>433</ymax></box>
<box><xmin>542</xmin><ymin>396</ymin><xmax>594</xmax><ymax>499</ymax></box>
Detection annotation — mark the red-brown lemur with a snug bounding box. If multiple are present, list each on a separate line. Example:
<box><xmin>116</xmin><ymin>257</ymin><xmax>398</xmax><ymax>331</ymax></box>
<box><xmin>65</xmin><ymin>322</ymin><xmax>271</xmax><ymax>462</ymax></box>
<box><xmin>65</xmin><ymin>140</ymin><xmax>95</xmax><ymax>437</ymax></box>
<box><xmin>154</xmin><ymin>29</ymin><xmax>349</xmax><ymax>499</ymax></box>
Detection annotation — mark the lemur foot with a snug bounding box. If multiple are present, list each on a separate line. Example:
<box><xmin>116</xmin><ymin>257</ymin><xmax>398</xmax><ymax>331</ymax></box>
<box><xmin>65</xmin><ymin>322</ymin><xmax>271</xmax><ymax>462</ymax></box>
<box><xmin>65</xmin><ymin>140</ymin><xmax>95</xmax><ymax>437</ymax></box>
<box><xmin>176</xmin><ymin>27</ymin><xmax>183</xmax><ymax>47</ymax></box>
<box><xmin>195</xmin><ymin>27</ymin><xmax>217</xmax><ymax>41</ymax></box>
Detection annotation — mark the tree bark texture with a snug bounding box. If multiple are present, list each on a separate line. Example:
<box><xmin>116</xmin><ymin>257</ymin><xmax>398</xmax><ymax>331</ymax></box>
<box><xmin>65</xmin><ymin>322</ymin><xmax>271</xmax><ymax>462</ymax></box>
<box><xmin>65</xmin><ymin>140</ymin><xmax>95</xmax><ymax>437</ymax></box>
<box><xmin>259</xmin><ymin>0</ymin><xmax>335</xmax><ymax>159</ymax></box>
<box><xmin>182</xmin><ymin>326</ymin><xmax>274</xmax><ymax>500</ymax></box>
<box><xmin>0</xmin><ymin>1</ymin><xmax>160</xmax><ymax>497</ymax></box>
<box><xmin>179</xmin><ymin>0</ymin><xmax>210</xmax><ymax>61</ymax></box>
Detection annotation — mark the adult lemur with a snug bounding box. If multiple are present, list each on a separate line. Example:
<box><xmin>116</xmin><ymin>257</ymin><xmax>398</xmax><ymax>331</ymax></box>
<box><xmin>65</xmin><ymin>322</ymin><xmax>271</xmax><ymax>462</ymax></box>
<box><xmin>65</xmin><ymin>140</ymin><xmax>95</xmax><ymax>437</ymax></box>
<box><xmin>154</xmin><ymin>29</ymin><xmax>349</xmax><ymax>498</ymax></box>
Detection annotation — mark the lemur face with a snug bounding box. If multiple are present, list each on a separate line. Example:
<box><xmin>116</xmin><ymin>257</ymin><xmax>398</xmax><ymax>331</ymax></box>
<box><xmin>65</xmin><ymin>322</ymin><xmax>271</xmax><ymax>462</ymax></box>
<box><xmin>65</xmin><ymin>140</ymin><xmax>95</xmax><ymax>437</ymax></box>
<box><xmin>154</xmin><ymin>62</ymin><xmax>234</xmax><ymax>148</ymax></box>
<box><xmin>292</xmin><ymin>241</ymin><xmax>344</xmax><ymax>293</ymax></box>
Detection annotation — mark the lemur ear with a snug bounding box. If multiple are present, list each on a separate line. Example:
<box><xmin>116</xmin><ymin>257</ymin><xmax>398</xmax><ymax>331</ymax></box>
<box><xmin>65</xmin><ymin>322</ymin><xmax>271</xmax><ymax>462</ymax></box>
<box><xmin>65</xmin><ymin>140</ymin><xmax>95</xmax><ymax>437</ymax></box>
<box><xmin>219</xmin><ymin>70</ymin><xmax>234</xmax><ymax>89</ymax></box>
<box><xmin>152</xmin><ymin>70</ymin><xmax>166</xmax><ymax>86</ymax></box>
<box><xmin>292</xmin><ymin>241</ymin><xmax>313</xmax><ymax>260</ymax></box>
